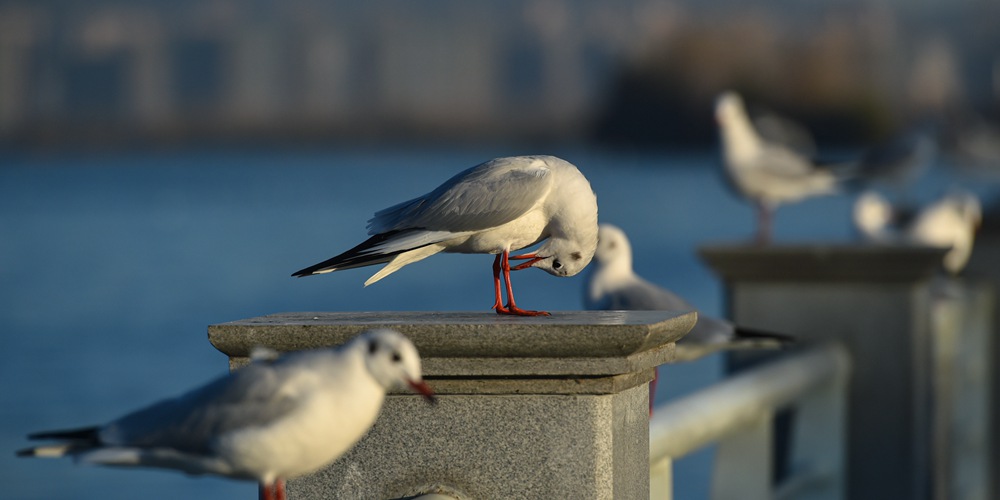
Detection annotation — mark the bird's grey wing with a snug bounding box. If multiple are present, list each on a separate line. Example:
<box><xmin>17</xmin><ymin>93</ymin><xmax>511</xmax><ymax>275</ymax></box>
<box><xmin>756</xmin><ymin>143</ymin><xmax>817</xmax><ymax>178</ymax></box>
<box><xmin>367</xmin><ymin>157</ymin><xmax>553</xmax><ymax>234</ymax></box>
<box><xmin>609</xmin><ymin>279</ymin><xmax>696</xmax><ymax>311</ymax></box>
<box><xmin>680</xmin><ymin>315</ymin><xmax>737</xmax><ymax>345</ymax></box>
<box><xmin>101</xmin><ymin>364</ymin><xmax>298</xmax><ymax>454</ymax></box>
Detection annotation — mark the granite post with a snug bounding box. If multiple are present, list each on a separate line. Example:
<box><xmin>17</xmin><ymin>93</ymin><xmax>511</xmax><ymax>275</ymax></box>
<box><xmin>700</xmin><ymin>244</ymin><xmax>945</xmax><ymax>500</ymax></box>
<box><xmin>209</xmin><ymin>310</ymin><xmax>695</xmax><ymax>499</ymax></box>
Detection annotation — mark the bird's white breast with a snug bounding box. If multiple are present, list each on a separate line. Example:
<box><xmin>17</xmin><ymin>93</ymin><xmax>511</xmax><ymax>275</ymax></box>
<box><xmin>214</xmin><ymin>361</ymin><xmax>385</xmax><ymax>483</ymax></box>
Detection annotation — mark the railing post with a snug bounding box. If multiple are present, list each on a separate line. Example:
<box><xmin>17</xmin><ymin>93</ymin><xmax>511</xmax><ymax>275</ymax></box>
<box><xmin>208</xmin><ymin>310</ymin><xmax>695</xmax><ymax>499</ymax></box>
<box><xmin>700</xmin><ymin>244</ymin><xmax>944</xmax><ymax>500</ymax></box>
<box><xmin>649</xmin><ymin>457</ymin><xmax>673</xmax><ymax>500</ymax></box>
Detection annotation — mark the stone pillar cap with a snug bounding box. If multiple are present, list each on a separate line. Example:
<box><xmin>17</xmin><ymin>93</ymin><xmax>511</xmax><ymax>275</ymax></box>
<box><xmin>209</xmin><ymin>311</ymin><xmax>695</xmax><ymax>378</ymax></box>
<box><xmin>700</xmin><ymin>243</ymin><xmax>947</xmax><ymax>282</ymax></box>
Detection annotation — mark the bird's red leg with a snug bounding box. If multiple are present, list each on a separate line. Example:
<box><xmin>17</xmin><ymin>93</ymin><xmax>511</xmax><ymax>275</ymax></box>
<box><xmin>492</xmin><ymin>253</ymin><xmax>511</xmax><ymax>313</ymax></box>
<box><xmin>496</xmin><ymin>250</ymin><xmax>550</xmax><ymax>316</ymax></box>
<box><xmin>756</xmin><ymin>202</ymin><xmax>773</xmax><ymax>245</ymax></box>
<box><xmin>259</xmin><ymin>482</ymin><xmax>273</xmax><ymax>500</ymax></box>
<box><xmin>275</xmin><ymin>479</ymin><xmax>286</xmax><ymax>500</ymax></box>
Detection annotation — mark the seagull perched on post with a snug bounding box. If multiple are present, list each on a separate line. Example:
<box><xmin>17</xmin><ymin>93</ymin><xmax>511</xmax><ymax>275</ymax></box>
<box><xmin>17</xmin><ymin>329</ymin><xmax>436</xmax><ymax>500</ymax></box>
<box><xmin>584</xmin><ymin>224</ymin><xmax>792</xmax><ymax>413</ymax></box>
<box><xmin>292</xmin><ymin>155</ymin><xmax>599</xmax><ymax>316</ymax></box>
<box><xmin>715</xmin><ymin>91</ymin><xmax>845</xmax><ymax>243</ymax></box>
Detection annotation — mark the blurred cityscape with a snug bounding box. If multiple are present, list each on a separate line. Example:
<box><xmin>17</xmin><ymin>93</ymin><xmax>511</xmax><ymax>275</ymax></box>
<box><xmin>0</xmin><ymin>0</ymin><xmax>998</xmax><ymax>148</ymax></box>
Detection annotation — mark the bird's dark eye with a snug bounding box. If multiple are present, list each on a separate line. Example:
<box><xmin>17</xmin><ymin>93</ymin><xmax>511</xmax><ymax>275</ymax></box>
<box><xmin>390</xmin><ymin>351</ymin><xmax>402</xmax><ymax>363</ymax></box>
<box><xmin>368</xmin><ymin>340</ymin><xmax>378</xmax><ymax>355</ymax></box>
<box><xmin>570</xmin><ymin>252</ymin><xmax>582</xmax><ymax>261</ymax></box>
<box><xmin>553</xmin><ymin>260</ymin><xmax>563</xmax><ymax>270</ymax></box>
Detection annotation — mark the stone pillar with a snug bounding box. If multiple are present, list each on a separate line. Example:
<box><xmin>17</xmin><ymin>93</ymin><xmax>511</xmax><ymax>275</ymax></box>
<box><xmin>209</xmin><ymin>310</ymin><xmax>695</xmax><ymax>499</ymax></box>
<box><xmin>700</xmin><ymin>244</ymin><xmax>945</xmax><ymax>500</ymax></box>
<box><xmin>963</xmin><ymin>221</ymin><xmax>1000</xmax><ymax>500</ymax></box>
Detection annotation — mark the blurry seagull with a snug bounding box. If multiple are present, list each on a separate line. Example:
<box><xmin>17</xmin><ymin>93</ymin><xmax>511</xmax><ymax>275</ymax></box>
<box><xmin>585</xmin><ymin>224</ymin><xmax>792</xmax><ymax>412</ymax></box>
<box><xmin>585</xmin><ymin>224</ymin><xmax>792</xmax><ymax>352</ymax></box>
<box><xmin>292</xmin><ymin>155</ymin><xmax>599</xmax><ymax>316</ymax></box>
<box><xmin>18</xmin><ymin>329</ymin><xmax>436</xmax><ymax>500</ymax></box>
<box><xmin>853</xmin><ymin>189</ymin><xmax>981</xmax><ymax>274</ymax></box>
<box><xmin>715</xmin><ymin>91</ymin><xmax>846</xmax><ymax>243</ymax></box>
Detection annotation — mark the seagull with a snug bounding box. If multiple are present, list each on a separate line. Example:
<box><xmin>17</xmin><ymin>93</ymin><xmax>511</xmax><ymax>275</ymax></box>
<box><xmin>715</xmin><ymin>91</ymin><xmax>844</xmax><ymax>243</ymax></box>
<box><xmin>292</xmin><ymin>155</ymin><xmax>599</xmax><ymax>316</ymax></box>
<box><xmin>17</xmin><ymin>329</ymin><xmax>436</xmax><ymax>500</ymax></box>
<box><xmin>584</xmin><ymin>224</ymin><xmax>792</xmax><ymax>413</ymax></box>
<box><xmin>853</xmin><ymin>189</ymin><xmax>981</xmax><ymax>274</ymax></box>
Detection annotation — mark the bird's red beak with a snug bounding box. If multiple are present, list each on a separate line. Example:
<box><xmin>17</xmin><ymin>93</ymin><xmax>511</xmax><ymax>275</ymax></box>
<box><xmin>407</xmin><ymin>379</ymin><xmax>437</xmax><ymax>404</ymax></box>
<box><xmin>510</xmin><ymin>252</ymin><xmax>544</xmax><ymax>270</ymax></box>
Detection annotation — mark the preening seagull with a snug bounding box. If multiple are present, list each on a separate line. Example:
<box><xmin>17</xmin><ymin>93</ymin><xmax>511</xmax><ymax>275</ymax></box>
<box><xmin>17</xmin><ymin>329</ymin><xmax>436</xmax><ymax>500</ymax></box>
<box><xmin>854</xmin><ymin>189</ymin><xmax>981</xmax><ymax>274</ymax></box>
<box><xmin>584</xmin><ymin>224</ymin><xmax>792</xmax><ymax>412</ymax></box>
<box><xmin>292</xmin><ymin>155</ymin><xmax>599</xmax><ymax>316</ymax></box>
<box><xmin>715</xmin><ymin>91</ymin><xmax>844</xmax><ymax>243</ymax></box>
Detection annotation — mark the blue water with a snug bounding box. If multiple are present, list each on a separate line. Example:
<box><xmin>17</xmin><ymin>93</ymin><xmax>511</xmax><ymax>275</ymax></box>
<box><xmin>0</xmin><ymin>146</ymin><xmax>991</xmax><ymax>499</ymax></box>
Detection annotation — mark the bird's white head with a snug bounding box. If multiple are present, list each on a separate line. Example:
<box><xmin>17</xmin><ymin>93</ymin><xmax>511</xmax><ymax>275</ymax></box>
<box><xmin>715</xmin><ymin>91</ymin><xmax>745</xmax><ymax>125</ymax></box>
<box><xmin>853</xmin><ymin>190</ymin><xmax>894</xmax><ymax>241</ymax></box>
<box><xmin>593</xmin><ymin>223</ymin><xmax>633</xmax><ymax>269</ymax></box>
<box><xmin>356</xmin><ymin>329</ymin><xmax>435</xmax><ymax>403</ymax></box>
<box><xmin>512</xmin><ymin>156</ymin><xmax>598</xmax><ymax>278</ymax></box>
<box><xmin>526</xmin><ymin>235</ymin><xmax>596</xmax><ymax>277</ymax></box>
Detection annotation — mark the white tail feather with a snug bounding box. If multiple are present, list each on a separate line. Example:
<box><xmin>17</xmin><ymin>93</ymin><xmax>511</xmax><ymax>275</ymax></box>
<box><xmin>26</xmin><ymin>444</ymin><xmax>74</xmax><ymax>458</ymax></box>
<box><xmin>80</xmin><ymin>448</ymin><xmax>142</xmax><ymax>465</ymax></box>
<box><xmin>364</xmin><ymin>245</ymin><xmax>446</xmax><ymax>286</ymax></box>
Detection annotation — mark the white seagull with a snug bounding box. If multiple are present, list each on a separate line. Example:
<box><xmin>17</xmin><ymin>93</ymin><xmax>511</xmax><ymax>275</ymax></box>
<box><xmin>292</xmin><ymin>155</ymin><xmax>599</xmax><ymax>316</ymax></box>
<box><xmin>17</xmin><ymin>329</ymin><xmax>436</xmax><ymax>500</ymax></box>
<box><xmin>584</xmin><ymin>224</ymin><xmax>791</xmax><ymax>413</ymax></box>
<box><xmin>715</xmin><ymin>91</ymin><xmax>843</xmax><ymax>243</ymax></box>
<box><xmin>854</xmin><ymin>189</ymin><xmax>982</xmax><ymax>274</ymax></box>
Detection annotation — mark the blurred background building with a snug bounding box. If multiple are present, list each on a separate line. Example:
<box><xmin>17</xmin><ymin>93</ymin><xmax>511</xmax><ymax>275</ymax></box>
<box><xmin>1</xmin><ymin>0</ymin><xmax>998</xmax><ymax>149</ymax></box>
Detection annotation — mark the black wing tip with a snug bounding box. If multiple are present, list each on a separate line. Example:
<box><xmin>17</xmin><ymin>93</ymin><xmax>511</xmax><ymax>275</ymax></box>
<box><xmin>27</xmin><ymin>426</ymin><xmax>100</xmax><ymax>442</ymax></box>
<box><xmin>291</xmin><ymin>262</ymin><xmax>334</xmax><ymax>277</ymax></box>
<box><xmin>733</xmin><ymin>326</ymin><xmax>796</xmax><ymax>344</ymax></box>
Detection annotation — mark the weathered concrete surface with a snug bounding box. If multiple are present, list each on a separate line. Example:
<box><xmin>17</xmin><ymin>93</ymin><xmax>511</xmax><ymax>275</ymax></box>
<box><xmin>287</xmin><ymin>384</ymin><xmax>650</xmax><ymax>500</ymax></box>
<box><xmin>209</xmin><ymin>310</ymin><xmax>694</xmax><ymax>499</ymax></box>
